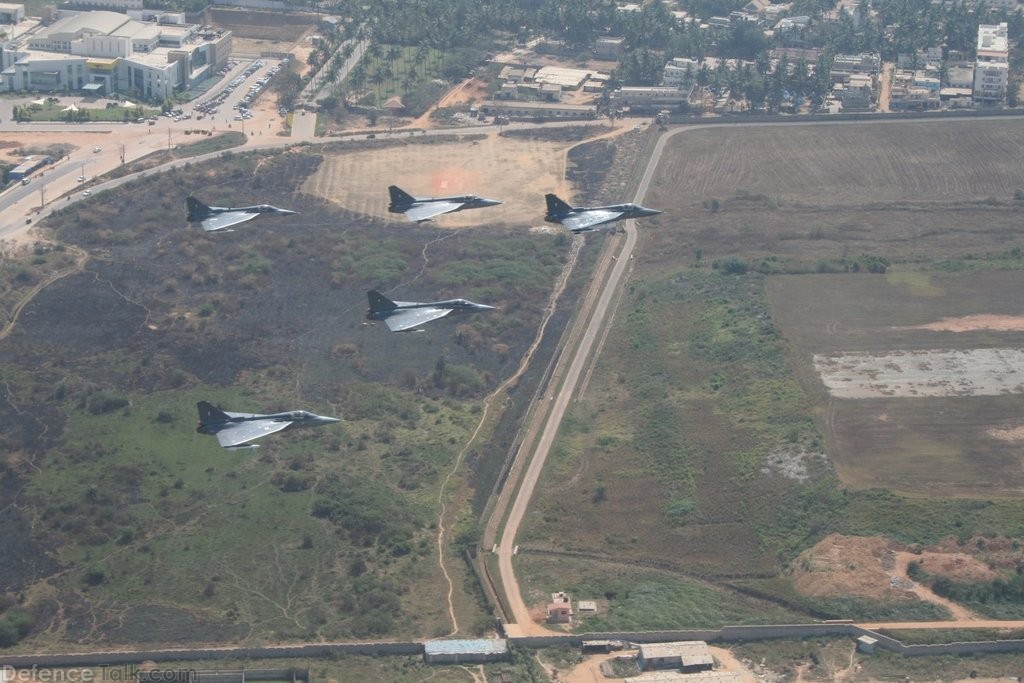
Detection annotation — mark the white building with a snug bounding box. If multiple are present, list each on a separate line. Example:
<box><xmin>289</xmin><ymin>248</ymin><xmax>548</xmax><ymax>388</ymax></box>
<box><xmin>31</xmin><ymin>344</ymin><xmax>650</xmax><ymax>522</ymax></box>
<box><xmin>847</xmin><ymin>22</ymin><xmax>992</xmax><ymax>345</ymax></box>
<box><xmin>973</xmin><ymin>22</ymin><xmax>1009</xmax><ymax>104</ymax></box>
<box><xmin>973</xmin><ymin>61</ymin><xmax>1008</xmax><ymax>103</ymax></box>
<box><xmin>2</xmin><ymin>9</ymin><xmax>230</xmax><ymax>98</ymax></box>
<box><xmin>610</xmin><ymin>85</ymin><xmax>691</xmax><ymax>112</ymax></box>
<box><xmin>0</xmin><ymin>2</ymin><xmax>25</xmax><ymax>23</ymax></box>
<box><xmin>663</xmin><ymin>56</ymin><xmax>699</xmax><ymax>88</ymax></box>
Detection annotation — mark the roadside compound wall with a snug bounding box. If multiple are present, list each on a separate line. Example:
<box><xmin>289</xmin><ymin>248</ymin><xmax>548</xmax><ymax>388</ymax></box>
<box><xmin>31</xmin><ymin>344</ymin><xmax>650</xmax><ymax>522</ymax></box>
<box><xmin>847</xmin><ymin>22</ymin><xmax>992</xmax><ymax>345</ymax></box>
<box><xmin>4</xmin><ymin>623</ymin><xmax>1023</xmax><ymax>670</ymax></box>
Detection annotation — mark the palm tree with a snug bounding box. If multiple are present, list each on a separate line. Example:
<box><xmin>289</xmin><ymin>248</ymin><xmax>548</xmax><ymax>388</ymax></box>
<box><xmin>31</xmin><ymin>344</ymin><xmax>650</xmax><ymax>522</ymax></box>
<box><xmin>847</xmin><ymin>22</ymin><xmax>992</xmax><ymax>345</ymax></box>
<box><xmin>371</xmin><ymin>68</ymin><xmax>386</xmax><ymax>103</ymax></box>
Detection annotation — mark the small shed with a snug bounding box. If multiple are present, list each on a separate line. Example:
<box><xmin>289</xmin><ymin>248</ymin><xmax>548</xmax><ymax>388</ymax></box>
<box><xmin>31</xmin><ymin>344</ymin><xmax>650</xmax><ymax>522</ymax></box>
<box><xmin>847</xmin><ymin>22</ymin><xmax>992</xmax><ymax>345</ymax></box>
<box><xmin>383</xmin><ymin>95</ymin><xmax>406</xmax><ymax>114</ymax></box>
<box><xmin>856</xmin><ymin>635</ymin><xmax>878</xmax><ymax>654</ymax></box>
<box><xmin>424</xmin><ymin>639</ymin><xmax>510</xmax><ymax>664</ymax></box>
<box><xmin>547</xmin><ymin>602</ymin><xmax>572</xmax><ymax>623</ymax></box>
<box><xmin>581</xmin><ymin>639</ymin><xmax>623</xmax><ymax>653</ymax></box>
<box><xmin>637</xmin><ymin>641</ymin><xmax>714</xmax><ymax>672</ymax></box>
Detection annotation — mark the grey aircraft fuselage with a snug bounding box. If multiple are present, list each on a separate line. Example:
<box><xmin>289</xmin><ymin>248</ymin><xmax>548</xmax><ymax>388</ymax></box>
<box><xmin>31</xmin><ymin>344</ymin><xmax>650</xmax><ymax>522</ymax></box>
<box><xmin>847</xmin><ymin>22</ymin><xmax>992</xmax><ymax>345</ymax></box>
<box><xmin>196</xmin><ymin>401</ymin><xmax>339</xmax><ymax>448</ymax></box>
<box><xmin>387</xmin><ymin>185</ymin><xmax>501</xmax><ymax>223</ymax></box>
<box><xmin>366</xmin><ymin>290</ymin><xmax>496</xmax><ymax>332</ymax></box>
<box><xmin>543</xmin><ymin>193</ymin><xmax>662</xmax><ymax>233</ymax></box>
<box><xmin>186</xmin><ymin>196</ymin><xmax>298</xmax><ymax>232</ymax></box>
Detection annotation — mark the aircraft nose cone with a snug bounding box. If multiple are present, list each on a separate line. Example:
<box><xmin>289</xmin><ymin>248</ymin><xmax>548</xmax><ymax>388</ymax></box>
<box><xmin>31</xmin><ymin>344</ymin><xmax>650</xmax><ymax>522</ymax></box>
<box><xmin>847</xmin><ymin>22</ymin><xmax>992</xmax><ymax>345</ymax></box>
<box><xmin>477</xmin><ymin>304</ymin><xmax>497</xmax><ymax>311</ymax></box>
<box><xmin>280</xmin><ymin>209</ymin><xmax>299</xmax><ymax>215</ymax></box>
<box><xmin>320</xmin><ymin>416</ymin><xmax>341</xmax><ymax>424</ymax></box>
<box><xmin>483</xmin><ymin>199</ymin><xmax>502</xmax><ymax>207</ymax></box>
<box><xmin>641</xmin><ymin>208</ymin><xmax>662</xmax><ymax>217</ymax></box>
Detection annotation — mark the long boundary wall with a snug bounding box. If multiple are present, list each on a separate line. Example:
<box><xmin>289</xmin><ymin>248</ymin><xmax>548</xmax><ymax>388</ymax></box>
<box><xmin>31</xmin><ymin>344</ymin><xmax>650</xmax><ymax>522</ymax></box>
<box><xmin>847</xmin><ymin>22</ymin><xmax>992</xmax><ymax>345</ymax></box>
<box><xmin>3</xmin><ymin>624</ymin><xmax>1024</xmax><ymax>668</ymax></box>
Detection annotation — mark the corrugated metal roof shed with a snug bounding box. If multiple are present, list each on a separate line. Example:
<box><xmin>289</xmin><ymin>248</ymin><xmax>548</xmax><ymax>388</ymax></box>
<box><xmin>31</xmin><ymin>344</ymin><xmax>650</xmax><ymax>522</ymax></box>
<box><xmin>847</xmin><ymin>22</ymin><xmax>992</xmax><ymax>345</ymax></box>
<box><xmin>424</xmin><ymin>639</ymin><xmax>507</xmax><ymax>655</ymax></box>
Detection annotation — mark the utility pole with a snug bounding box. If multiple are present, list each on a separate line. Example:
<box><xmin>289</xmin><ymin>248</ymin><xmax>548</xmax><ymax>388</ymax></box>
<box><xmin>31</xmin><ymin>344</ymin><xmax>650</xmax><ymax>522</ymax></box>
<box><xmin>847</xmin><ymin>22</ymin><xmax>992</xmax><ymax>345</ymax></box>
<box><xmin>120</xmin><ymin>143</ymin><xmax>125</xmax><ymax>164</ymax></box>
<box><xmin>167</xmin><ymin>127</ymin><xmax>171</xmax><ymax>150</ymax></box>
<box><xmin>40</xmin><ymin>186</ymin><xmax>46</xmax><ymax>209</ymax></box>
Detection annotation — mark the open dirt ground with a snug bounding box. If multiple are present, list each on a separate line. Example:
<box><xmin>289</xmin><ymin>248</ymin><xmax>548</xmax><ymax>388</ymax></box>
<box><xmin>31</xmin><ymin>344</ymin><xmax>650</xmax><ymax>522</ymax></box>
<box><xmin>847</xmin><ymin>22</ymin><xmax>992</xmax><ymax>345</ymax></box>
<box><xmin>301</xmin><ymin>131</ymin><xmax>585</xmax><ymax>228</ymax></box>
<box><xmin>814</xmin><ymin>348</ymin><xmax>1024</xmax><ymax>398</ymax></box>
<box><xmin>903</xmin><ymin>314</ymin><xmax>1024</xmax><ymax>333</ymax></box>
<box><xmin>791</xmin><ymin>533</ymin><xmax>1024</xmax><ymax>622</ymax></box>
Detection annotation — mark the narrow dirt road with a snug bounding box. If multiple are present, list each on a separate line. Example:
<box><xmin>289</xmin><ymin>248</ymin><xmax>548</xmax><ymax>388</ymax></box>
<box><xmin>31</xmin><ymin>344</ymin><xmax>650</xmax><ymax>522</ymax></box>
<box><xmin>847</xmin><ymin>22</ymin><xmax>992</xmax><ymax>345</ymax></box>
<box><xmin>0</xmin><ymin>246</ymin><xmax>88</xmax><ymax>340</ymax></box>
<box><xmin>495</xmin><ymin>127</ymin><xmax>670</xmax><ymax>636</ymax></box>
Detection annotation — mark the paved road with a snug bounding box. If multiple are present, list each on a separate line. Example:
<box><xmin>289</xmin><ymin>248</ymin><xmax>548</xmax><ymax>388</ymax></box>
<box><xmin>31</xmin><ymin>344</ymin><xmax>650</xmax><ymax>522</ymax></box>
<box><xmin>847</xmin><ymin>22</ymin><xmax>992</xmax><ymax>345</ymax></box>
<box><xmin>496</xmin><ymin>128</ymin><xmax>669</xmax><ymax>637</ymax></box>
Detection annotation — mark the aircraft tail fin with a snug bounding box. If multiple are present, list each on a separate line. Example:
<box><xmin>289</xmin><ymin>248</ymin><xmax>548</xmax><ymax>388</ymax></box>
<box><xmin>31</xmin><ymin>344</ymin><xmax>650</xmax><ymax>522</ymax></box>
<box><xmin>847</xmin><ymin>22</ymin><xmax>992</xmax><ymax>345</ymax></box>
<box><xmin>545</xmin><ymin>193</ymin><xmax>573</xmax><ymax>217</ymax></box>
<box><xmin>197</xmin><ymin>400</ymin><xmax>229</xmax><ymax>427</ymax></box>
<box><xmin>388</xmin><ymin>185</ymin><xmax>415</xmax><ymax>208</ymax></box>
<box><xmin>367</xmin><ymin>290</ymin><xmax>398</xmax><ymax>313</ymax></box>
<box><xmin>186</xmin><ymin>196</ymin><xmax>210</xmax><ymax>221</ymax></box>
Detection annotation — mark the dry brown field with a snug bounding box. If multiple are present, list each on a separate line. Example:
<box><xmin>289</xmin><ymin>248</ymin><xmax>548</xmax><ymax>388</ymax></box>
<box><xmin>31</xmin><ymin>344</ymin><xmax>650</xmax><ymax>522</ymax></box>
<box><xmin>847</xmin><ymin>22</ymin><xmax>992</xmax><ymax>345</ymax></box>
<box><xmin>768</xmin><ymin>271</ymin><xmax>1024</xmax><ymax>497</ymax></box>
<box><xmin>642</xmin><ymin>119</ymin><xmax>1024</xmax><ymax>272</ymax></box>
<box><xmin>207</xmin><ymin>8</ymin><xmax>315</xmax><ymax>54</ymax></box>
<box><xmin>301</xmin><ymin>131</ymin><xmax>587</xmax><ymax>228</ymax></box>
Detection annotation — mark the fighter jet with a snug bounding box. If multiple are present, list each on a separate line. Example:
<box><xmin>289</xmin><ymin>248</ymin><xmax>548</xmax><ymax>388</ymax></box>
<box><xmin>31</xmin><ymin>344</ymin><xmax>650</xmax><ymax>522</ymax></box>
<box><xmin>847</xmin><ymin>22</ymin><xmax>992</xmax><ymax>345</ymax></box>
<box><xmin>186</xmin><ymin>196</ymin><xmax>298</xmax><ymax>232</ymax></box>
<box><xmin>388</xmin><ymin>185</ymin><xmax>501</xmax><ymax>223</ymax></box>
<box><xmin>366</xmin><ymin>290</ymin><xmax>496</xmax><ymax>332</ymax></box>
<box><xmin>196</xmin><ymin>401</ymin><xmax>339</xmax><ymax>449</ymax></box>
<box><xmin>544</xmin><ymin>193</ymin><xmax>662</xmax><ymax>233</ymax></box>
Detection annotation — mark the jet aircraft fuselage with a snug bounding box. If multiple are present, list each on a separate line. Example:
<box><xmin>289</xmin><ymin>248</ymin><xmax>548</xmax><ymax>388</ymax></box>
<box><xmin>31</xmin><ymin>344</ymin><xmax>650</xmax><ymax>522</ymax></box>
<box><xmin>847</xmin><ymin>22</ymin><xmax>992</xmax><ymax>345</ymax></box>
<box><xmin>544</xmin><ymin>193</ymin><xmax>662</xmax><ymax>233</ymax></box>
<box><xmin>197</xmin><ymin>401</ymin><xmax>339</xmax><ymax>448</ymax></box>
<box><xmin>387</xmin><ymin>185</ymin><xmax>501</xmax><ymax>222</ymax></box>
<box><xmin>366</xmin><ymin>290</ymin><xmax>496</xmax><ymax>332</ymax></box>
<box><xmin>186</xmin><ymin>196</ymin><xmax>298</xmax><ymax>232</ymax></box>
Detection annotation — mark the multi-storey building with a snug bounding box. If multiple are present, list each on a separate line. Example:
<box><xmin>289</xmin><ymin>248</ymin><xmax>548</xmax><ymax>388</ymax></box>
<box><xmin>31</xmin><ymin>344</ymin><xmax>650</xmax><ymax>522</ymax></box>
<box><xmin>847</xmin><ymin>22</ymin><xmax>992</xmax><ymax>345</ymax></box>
<box><xmin>1</xmin><ymin>8</ymin><xmax>231</xmax><ymax>99</ymax></box>
<box><xmin>973</xmin><ymin>22</ymin><xmax>1009</xmax><ymax>104</ymax></box>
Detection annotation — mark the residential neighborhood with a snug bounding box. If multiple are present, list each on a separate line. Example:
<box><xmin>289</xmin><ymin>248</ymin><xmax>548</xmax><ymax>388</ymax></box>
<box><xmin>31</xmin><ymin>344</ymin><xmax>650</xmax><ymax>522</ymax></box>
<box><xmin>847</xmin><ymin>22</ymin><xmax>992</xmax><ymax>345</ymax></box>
<box><xmin>0</xmin><ymin>0</ymin><xmax>1021</xmax><ymax>123</ymax></box>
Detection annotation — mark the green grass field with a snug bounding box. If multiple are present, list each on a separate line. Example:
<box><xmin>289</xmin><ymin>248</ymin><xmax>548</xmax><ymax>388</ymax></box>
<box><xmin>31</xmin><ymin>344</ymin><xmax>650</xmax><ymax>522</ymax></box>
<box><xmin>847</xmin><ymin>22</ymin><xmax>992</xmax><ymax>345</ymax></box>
<box><xmin>0</xmin><ymin>144</ymin><xmax>574</xmax><ymax>647</ymax></box>
<box><xmin>516</xmin><ymin>555</ymin><xmax>806</xmax><ymax>630</ymax></box>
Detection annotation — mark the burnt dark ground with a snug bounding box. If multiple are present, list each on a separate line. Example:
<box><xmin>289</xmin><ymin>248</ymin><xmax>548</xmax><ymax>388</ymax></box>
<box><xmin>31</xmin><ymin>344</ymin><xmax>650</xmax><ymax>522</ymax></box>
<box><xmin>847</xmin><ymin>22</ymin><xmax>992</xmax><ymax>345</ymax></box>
<box><xmin>0</xmin><ymin>142</ymin><xmax>614</xmax><ymax>643</ymax></box>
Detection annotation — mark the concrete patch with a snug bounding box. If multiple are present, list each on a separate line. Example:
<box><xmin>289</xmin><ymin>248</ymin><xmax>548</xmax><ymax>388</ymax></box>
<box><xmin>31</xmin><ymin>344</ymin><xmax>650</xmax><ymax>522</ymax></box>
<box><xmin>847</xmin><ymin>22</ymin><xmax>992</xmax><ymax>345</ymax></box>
<box><xmin>814</xmin><ymin>348</ymin><xmax>1024</xmax><ymax>398</ymax></box>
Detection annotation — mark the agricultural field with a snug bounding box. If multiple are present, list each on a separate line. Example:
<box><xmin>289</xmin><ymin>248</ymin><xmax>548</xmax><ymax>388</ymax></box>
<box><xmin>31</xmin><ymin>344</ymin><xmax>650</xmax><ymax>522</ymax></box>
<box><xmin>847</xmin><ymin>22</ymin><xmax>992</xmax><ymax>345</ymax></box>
<box><xmin>641</xmin><ymin>119</ymin><xmax>1024</xmax><ymax>274</ymax></box>
<box><xmin>770</xmin><ymin>271</ymin><xmax>1024</xmax><ymax>496</ymax></box>
<box><xmin>520</xmin><ymin>119</ymin><xmax>1024</xmax><ymax>625</ymax></box>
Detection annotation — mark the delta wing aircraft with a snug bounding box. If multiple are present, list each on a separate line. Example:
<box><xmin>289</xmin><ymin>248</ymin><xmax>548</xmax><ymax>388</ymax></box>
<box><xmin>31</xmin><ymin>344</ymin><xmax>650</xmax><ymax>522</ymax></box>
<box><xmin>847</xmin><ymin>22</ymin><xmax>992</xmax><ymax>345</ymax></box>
<box><xmin>388</xmin><ymin>185</ymin><xmax>501</xmax><ymax>223</ymax></box>
<box><xmin>366</xmin><ymin>290</ymin><xmax>496</xmax><ymax>332</ymax></box>
<box><xmin>196</xmin><ymin>401</ymin><xmax>339</xmax><ymax>448</ymax></box>
<box><xmin>544</xmin><ymin>193</ymin><xmax>662</xmax><ymax>233</ymax></box>
<box><xmin>186</xmin><ymin>196</ymin><xmax>298</xmax><ymax>232</ymax></box>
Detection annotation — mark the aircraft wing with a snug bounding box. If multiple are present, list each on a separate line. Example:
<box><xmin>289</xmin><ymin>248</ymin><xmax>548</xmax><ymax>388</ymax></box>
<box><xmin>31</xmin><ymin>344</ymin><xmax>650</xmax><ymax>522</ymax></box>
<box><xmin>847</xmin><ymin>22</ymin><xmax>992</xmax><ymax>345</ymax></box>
<box><xmin>384</xmin><ymin>307</ymin><xmax>453</xmax><ymax>332</ymax></box>
<box><xmin>561</xmin><ymin>209</ymin><xmax>624</xmax><ymax>233</ymax></box>
<box><xmin>215</xmin><ymin>419</ymin><xmax>291</xmax><ymax>447</ymax></box>
<box><xmin>201</xmin><ymin>211</ymin><xmax>257</xmax><ymax>232</ymax></box>
<box><xmin>403</xmin><ymin>201</ymin><xmax>464</xmax><ymax>222</ymax></box>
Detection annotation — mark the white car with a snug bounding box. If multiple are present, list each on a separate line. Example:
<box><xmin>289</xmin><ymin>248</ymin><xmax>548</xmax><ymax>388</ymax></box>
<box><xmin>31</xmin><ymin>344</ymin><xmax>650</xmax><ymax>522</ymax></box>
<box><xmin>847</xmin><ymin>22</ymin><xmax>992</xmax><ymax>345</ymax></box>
<box><xmin>77</xmin><ymin>175</ymin><xmax>85</xmax><ymax>182</ymax></box>
<box><xmin>93</xmin><ymin>146</ymin><xmax>101</xmax><ymax>153</ymax></box>
<box><xmin>82</xmin><ymin>190</ymin><xmax>92</xmax><ymax>197</ymax></box>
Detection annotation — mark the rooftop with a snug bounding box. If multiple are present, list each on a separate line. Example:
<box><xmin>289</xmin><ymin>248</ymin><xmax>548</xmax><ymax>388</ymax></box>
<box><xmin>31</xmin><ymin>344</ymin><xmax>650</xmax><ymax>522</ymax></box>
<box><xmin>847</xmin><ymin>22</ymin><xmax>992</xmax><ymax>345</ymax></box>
<box><xmin>35</xmin><ymin>11</ymin><xmax>131</xmax><ymax>38</ymax></box>
<box><xmin>423</xmin><ymin>639</ymin><xmax>508</xmax><ymax>656</ymax></box>
<box><xmin>638</xmin><ymin>640</ymin><xmax>714</xmax><ymax>666</ymax></box>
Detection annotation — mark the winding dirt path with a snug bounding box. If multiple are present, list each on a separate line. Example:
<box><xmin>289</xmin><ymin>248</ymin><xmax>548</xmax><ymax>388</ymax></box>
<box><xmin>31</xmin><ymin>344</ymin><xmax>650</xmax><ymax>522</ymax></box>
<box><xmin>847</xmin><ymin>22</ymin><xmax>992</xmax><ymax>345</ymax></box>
<box><xmin>434</xmin><ymin>232</ymin><xmax>584</xmax><ymax>635</ymax></box>
<box><xmin>0</xmin><ymin>245</ymin><xmax>89</xmax><ymax>340</ymax></box>
<box><xmin>891</xmin><ymin>551</ymin><xmax>982</xmax><ymax>621</ymax></box>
